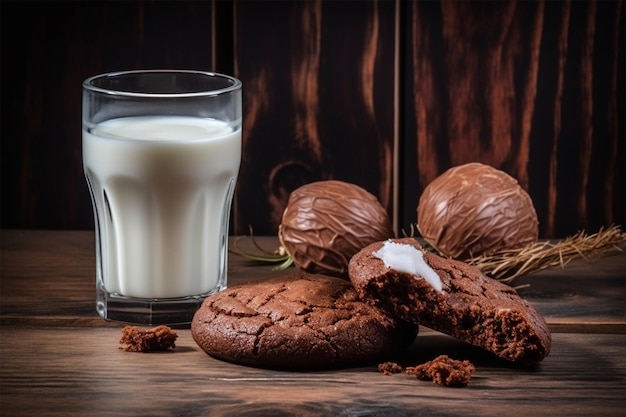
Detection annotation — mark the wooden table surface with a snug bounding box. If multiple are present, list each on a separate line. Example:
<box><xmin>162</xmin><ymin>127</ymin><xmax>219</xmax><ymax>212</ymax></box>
<box><xmin>1</xmin><ymin>229</ymin><xmax>625</xmax><ymax>417</ymax></box>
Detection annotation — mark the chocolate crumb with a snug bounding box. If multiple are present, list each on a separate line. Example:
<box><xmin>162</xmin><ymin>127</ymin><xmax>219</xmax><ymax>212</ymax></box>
<box><xmin>378</xmin><ymin>362</ymin><xmax>404</xmax><ymax>375</ymax></box>
<box><xmin>406</xmin><ymin>355</ymin><xmax>475</xmax><ymax>387</ymax></box>
<box><xmin>119</xmin><ymin>325</ymin><xmax>178</xmax><ymax>352</ymax></box>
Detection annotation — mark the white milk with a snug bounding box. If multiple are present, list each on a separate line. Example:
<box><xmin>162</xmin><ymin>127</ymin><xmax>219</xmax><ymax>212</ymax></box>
<box><xmin>83</xmin><ymin>115</ymin><xmax>241</xmax><ymax>299</ymax></box>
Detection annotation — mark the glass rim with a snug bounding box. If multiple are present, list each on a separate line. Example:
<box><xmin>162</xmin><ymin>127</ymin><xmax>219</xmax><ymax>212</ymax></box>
<box><xmin>82</xmin><ymin>69</ymin><xmax>241</xmax><ymax>98</ymax></box>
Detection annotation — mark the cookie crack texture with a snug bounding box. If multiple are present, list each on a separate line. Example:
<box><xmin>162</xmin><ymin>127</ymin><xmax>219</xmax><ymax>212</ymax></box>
<box><xmin>251</xmin><ymin>321</ymin><xmax>273</xmax><ymax>357</ymax></box>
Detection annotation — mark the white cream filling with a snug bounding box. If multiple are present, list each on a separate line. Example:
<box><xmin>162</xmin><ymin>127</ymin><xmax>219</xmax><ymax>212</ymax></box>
<box><xmin>373</xmin><ymin>240</ymin><xmax>443</xmax><ymax>293</ymax></box>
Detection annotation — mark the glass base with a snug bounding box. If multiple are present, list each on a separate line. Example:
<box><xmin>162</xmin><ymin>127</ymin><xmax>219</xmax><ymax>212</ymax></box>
<box><xmin>96</xmin><ymin>285</ymin><xmax>225</xmax><ymax>326</ymax></box>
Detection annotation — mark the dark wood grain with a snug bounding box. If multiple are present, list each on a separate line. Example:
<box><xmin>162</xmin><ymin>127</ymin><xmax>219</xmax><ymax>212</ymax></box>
<box><xmin>402</xmin><ymin>0</ymin><xmax>625</xmax><ymax>237</ymax></box>
<box><xmin>1</xmin><ymin>230</ymin><xmax>624</xmax><ymax>332</ymax></box>
<box><xmin>0</xmin><ymin>0</ymin><xmax>221</xmax><ymax>230</ymax></box>
<box><xmin>0</xmin><ymin>229</ymin><xmax>624</xmax><ymax>416</ymax></box>
<box><xmin>0</xmin><ymin>0</ymin><xmax>623</xmax><ymax>239</ymax></box>
<box><xmin>233</xmin><ymin>0</ymin><xmax>397</xmax><ymax>235</ymax></box>
<box><xmin>0</xmin><ymin>327</ymin><xmax>624</xmax><ymax>417</ymax></box>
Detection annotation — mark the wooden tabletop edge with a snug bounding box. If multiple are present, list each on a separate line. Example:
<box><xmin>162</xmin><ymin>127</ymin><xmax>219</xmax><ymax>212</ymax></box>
<box><xmin>2</xmin><ymin>316</ymin><xmax>625</xmax><ymax>334</ymax></box>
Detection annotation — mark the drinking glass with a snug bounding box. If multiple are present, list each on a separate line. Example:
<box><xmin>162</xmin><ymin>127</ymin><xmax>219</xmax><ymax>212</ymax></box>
<box><xmin>82</xmin><ymin>70</ymin><xmax>242</xmax><ymax>325</ymax></box>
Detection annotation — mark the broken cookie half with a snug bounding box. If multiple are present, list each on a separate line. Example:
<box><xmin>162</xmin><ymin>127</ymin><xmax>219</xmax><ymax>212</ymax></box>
<box><xmin>348</xmin><ymin>238</ymin><xmax>551</xmax><ymax>364</ymax></box>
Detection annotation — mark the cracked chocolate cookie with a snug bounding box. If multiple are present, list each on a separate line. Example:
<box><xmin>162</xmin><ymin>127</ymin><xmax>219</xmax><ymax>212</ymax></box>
<box><xmin>191</xmin><ymin>274</ymin><xmax>418</xmax><ymax>369</ymax></box>
<box><xmin>348</xmin><ymin>238</ymin><xmax>551</xmax><ymax>364</ymax></box>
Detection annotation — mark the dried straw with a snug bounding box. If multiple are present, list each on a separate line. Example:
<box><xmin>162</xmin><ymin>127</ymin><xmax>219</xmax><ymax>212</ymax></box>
<box><xmin>230</xmin><ymin>225</ymin><xmax>294</xmax><ymax>270</ymax></box>
<box><xmin>464</xmin><ymin>225</ymin><xmax>626</xmax><ymax>284</ymax></box>
<box><xmin>234</xmin><ymin>224</ymin><xmax>625</xmax><ymax>283</ymax></box>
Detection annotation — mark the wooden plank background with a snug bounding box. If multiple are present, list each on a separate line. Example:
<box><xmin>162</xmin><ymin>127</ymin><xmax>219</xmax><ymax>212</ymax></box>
<box><xmin>233</xmin><ymin>0</ymin><xmax>397</xmax><ymax>235</ymax></box>
<box><xmin>1</xmin><ymin>0</ymin><xmax>623</xmax><ymax>238</ymax></box>
<box><xmin>401</xmin><ymin>0</ymin><xmax>625</xmax><ymax>238</ymax></box>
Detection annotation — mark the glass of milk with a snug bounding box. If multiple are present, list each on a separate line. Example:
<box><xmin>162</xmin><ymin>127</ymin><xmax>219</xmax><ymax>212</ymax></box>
<box><xmin>82</xmin><ymin>70</ymin><xmax>242</xmax><ymax>325</ymax></box>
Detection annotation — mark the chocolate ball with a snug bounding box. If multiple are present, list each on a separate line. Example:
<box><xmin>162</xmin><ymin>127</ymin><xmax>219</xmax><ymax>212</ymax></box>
<box><xmin>279</xmin><ymin>180</ymin><xmax>393</xmax><ymax>277</ymax></box>
<box><xmin>417</xmin><ymin>163</ymin><xmax>538</xmax><ymax>259</ymax></box>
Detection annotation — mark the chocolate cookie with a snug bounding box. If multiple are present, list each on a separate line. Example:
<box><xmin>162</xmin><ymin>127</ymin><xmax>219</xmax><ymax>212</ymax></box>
<box><xmin>191</xmin><ymin>274</ymin><xmax>417</xmax><ymax>369</ymax></box>
<box><xmin>348</xmin><ymin>238</ymin><xmax>551</xmax><ymax>364</ymax></box>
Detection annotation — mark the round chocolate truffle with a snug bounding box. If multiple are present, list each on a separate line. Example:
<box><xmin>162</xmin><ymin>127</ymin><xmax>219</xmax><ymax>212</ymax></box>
<box><xmin>278</xmin><ymin>180</ymin><xmax>393</xmax><ymax>277</ymax></box>
<box><xmin>417</xmin><ymin>163</ymin><xmax>538</xmax><ymax>259</ymax></box>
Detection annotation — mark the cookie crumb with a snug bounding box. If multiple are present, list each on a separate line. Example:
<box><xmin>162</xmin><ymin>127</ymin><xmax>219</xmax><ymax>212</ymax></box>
<box><xmin>406</xmin><ymin>355</ymin><xmax>475</xmax><ymax>387</ymax></box>
<box><xmin>378</xmin><ymin>362</ymin><xmax>403</xmax><ymax>375</ymax></box>
<box><xmin>119</xmin><ymin>325</ymin><xmax>178</xmax><ymax>352</ymax></box>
